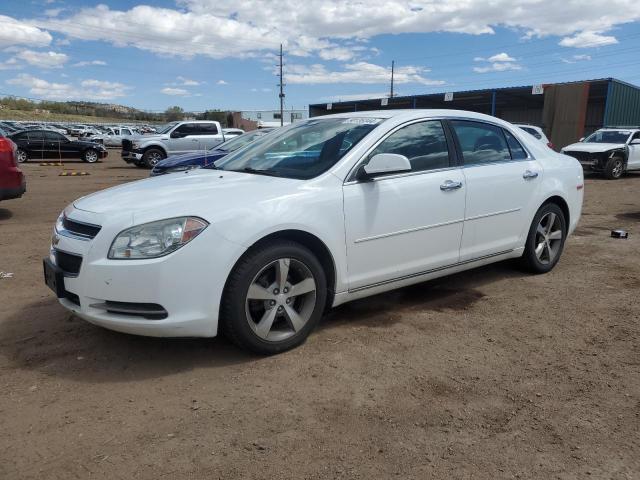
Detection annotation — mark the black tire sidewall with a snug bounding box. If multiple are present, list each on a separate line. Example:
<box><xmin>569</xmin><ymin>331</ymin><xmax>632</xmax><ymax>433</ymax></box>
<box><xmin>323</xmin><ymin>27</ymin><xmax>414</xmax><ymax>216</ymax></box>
<box><xmin>523</xmin><ymin>203</ymin><xmax>567</xmax><ymax>273</ymax></box>
<box><xmin>222</xmin><ymin>241</ymin><xmax>327</xmax><ymax>354</ymax></box>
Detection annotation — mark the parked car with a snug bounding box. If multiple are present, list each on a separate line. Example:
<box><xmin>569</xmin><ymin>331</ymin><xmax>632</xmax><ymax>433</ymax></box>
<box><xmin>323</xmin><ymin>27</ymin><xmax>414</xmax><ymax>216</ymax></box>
<box><xmin>88</xmin><ymin>126</ymin><xmax>136</xmax><ymax>147</ymax></box>
<box><xmin>561</xmin><ymin>127</ymin><xmax>640</xmax><ymax>179</ymax></box>
<box><xmin>150</xmin><ymin>128</ymin><xmax>275</xmax><ymax>176</ymax></box>
<box><xmin>222</xmin><ymin>128</ymin><xmax>245</xmax><ymax>139</ymax></box>
<box><xmin>121</xmin><ymin>121</ymin><xmax>225</xmax><ymax>168</ymax></box>
<box><xmin>515</xmin><ymin>124</ymin><xmax>554</xmax><ymax>150</ymax></box>
<box><xmin>0</xmin><ymin>127</ymin><xmax>25</xmax><ymax>202</ymax></box>
<box><xmin>9</xmin><ymin>130</ymin><xmax>108</xmax><ymax>163</ymax></box>
<box><xmin>43</xmin><ymin>110</ymin><xmax>583</xmax><ymax>354</ymax></box>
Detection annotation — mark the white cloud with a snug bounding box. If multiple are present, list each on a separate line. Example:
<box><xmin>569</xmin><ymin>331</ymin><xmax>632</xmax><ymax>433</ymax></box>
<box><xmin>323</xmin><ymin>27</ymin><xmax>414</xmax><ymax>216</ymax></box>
<box><xmin>176</xmin><ymin>76</ymin><xmax>200</xmax><ymax>86</ymax></box>
<box><xmin>0</xmin><ymin>15</ymin><xmax>51</xmax><ymax>49</ymax></box>
<box><xmin>285</xmin><ymin>62</ymin><xmax>444</xmax><ymax>86</ymax></box>
<box><xmin>561</xmin><ymin>54</ymin><xmax>592</xmax><ymax>64</ymax></box>
<box><xmin>44</xmin><ymin>8</ymin><xmax>63</xmax><ymax>17</ymax></box>
<box><xmin>559</xmin><ymin>30</ymin><xmax>618</xmax><ymax>48</ymax></box>
<box><xmin>217</xmin><ymin>80</ymin><xmax>228</xmax><ymax>85</ymax></box>
<box><xmin>473</xmin><ymin>52</ymin><xmax>521</xmax><ymax>73</ymax></box>
<box><xmin>73</xmin><ymin>60</ymin><xmax>107</xmax><ymax>67</ymax></box>
<box><xmin>14</xmin><ymin>50</ymin><xmax>68</xmax><ymax>68</ymax></box>
<box><xmin>6</xmin><ymin>74</ymin><xmax>130</xmax><ymax>100</ymax></box>
<box><xmin>161</xmin><ymin>87</ymin><xmax>190</xmax><ymax>96</ymax></box>
<box><xmin>30</xmin><ymin>1</ymin><xmax>640</xmax><ymax>60</ymax></box>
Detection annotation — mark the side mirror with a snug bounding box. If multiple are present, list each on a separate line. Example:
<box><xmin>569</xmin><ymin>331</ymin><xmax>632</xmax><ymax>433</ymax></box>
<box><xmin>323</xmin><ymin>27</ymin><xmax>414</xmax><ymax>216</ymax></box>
<box><xmin>630</xmin><ymin>139</ymin><xmax>640</xmax><ymax>145</ymax></box>
<box><xmin>579</xmin><ymin>137</ymin><xmax>585</xmax><ymax>142</ymax></box>
<box><xmin>171</xmin><ymin>131</ymin><xmax>186</xmax><ymax>139</ymax></box>
<box><xmin>358</xmin><ymin>153</ymin><xmax>411</xmax><ymax>180</ymax></box>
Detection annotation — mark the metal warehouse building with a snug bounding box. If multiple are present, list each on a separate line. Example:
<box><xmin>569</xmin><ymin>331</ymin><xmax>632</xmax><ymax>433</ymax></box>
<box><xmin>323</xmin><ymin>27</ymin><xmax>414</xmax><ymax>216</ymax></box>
<box><xmin>309</xmin><ymin>78</ymin><xmax>640</xmax><ymax>149</ymax></box>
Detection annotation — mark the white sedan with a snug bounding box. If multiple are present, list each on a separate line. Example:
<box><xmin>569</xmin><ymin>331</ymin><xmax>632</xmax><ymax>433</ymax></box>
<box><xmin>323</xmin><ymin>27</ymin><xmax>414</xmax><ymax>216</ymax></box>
<box><xmin>44</xmin><ymin>110</ymin><xmax>584</xmax><ymax>354</ymax></box>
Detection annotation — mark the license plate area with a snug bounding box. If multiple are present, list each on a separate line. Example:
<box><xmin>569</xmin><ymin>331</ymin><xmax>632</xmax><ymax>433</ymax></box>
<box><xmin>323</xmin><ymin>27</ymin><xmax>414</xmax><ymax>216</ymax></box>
<box><xmin>43</xmin><ymin>258</ymin><xmax>65</xmax><ymax>298</ymax></box>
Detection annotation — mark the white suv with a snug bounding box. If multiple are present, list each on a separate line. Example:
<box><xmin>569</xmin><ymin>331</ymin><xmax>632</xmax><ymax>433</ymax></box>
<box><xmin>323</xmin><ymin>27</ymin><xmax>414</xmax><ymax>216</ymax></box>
<box><xmin>562</xmin><ymin>128</ymin><xmax>640</xmax><ymax>179</ymax></box>
<box><xmin>44</xmin><ymin>110</ymin><xmax>583</xmax><ymax>354</ymax></box>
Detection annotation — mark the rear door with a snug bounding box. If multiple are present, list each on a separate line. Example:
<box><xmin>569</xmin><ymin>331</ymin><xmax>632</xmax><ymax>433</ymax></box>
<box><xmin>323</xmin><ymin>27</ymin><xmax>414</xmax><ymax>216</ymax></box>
<box><xmin>343</xmin><ymin>119</ymin><xmax>466</xmax><ymax>290</ymax></box>
<box><xmin>25</xmin><ymin>131</ymin><xmax>47</xmax><ymax>158</ymax></box>
<box><xmin>448</xmin><ymin>120</ymin><xmax>543</xmax><ymax>261</ymax></box>
<box><xmin>194</xmin><ymin>123</ymin><xmax>224</xmax><ymax>149</ymax></box>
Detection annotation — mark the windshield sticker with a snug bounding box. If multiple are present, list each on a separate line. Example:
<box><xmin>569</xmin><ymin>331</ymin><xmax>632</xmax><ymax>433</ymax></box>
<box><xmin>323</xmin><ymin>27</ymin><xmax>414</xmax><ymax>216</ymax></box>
<box><xmin>342</xmin><ymin>118</ymin><xmax>383</xmax><ymax>125</ymax></box>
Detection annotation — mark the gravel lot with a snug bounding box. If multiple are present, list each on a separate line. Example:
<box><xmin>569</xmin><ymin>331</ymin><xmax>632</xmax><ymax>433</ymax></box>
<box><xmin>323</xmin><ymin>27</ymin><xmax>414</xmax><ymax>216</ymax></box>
<box><xmin>1</xmin><ymin>151</ymin><xmax>639</xmax><ymax>479</ymax></box>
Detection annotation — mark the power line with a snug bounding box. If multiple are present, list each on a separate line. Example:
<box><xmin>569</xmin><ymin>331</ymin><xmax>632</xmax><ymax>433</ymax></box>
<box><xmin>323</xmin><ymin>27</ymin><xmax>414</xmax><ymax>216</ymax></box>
<box><xmin>390</xmin><ymin>60</ymin><xmax>395</xmax><ymax>98</ymax></box>
<box><xmin>278</xmin><ymin>44</ymin><xmax>285</xmax><ymax>126</ymax></box>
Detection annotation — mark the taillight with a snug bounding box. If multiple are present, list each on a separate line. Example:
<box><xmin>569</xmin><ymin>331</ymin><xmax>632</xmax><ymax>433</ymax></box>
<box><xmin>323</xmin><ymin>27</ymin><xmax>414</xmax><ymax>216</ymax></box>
<box><xmin>0</xmin><ymin>137</ymin><xmax>17</xmax><ymax>167</ymax></box>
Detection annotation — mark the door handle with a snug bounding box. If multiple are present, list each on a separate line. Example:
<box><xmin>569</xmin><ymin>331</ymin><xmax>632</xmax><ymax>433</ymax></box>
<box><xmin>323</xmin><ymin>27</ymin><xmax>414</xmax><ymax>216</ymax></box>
<box><xmin>523</xmin><ymin>170</ymin><xmax>539</xmax><ymax>180</ymax></box>
<box><xmin>440</xmin><ymin>180</ymin><xmax>463</xmax><ymax>191</ymax></box>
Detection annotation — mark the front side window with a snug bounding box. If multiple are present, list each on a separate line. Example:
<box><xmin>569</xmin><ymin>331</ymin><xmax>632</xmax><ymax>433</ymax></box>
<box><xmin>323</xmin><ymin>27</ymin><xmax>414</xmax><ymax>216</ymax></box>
<box><xmin>450</xmin><ymin>120</ymin><xmax>511</xmax><ymax>165</ymax></box>
<box><xmin>215</xmin><ymin>117</ymin><xmax>382</xmax><ymax>179</ymax></box>
<box><xmin>584</xmin><ymin>130</ymin><xmax>631</xmax><ymax>144</ymax></box>
<box><xmin>44</xmin><ymin>131</ymin><xmax>65</xmax><ymax>142</ymax></box>
<box><xmin>366</xmin><ymin>120</ymin><xmax>451</xmax><ymax>173</ymax></box>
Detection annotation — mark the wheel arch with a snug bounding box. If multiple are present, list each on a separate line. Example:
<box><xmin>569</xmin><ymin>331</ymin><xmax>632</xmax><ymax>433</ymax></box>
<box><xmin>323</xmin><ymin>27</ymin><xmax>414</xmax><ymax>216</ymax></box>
<box><xmin>142</xmin><ymin>144</ymin><xmax>167</xmax><ymax>157</ymax></box>
<box><xmin>541</xmin><ymin>194</ymin><xmax>570</xmax><ymax>227</ymax></box>
<box><xmin>225</xmin><ymin>229</ymin><xmax>337</xmax><ymax>312</ymax></box>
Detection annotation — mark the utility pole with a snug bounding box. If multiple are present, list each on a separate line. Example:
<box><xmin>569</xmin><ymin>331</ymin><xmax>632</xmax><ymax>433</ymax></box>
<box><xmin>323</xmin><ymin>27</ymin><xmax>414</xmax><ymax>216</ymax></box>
<box><xmin>390</xmin><ymin>60</ymin><xmax>395</xmax><ymax>98</ymax></box>
<box><xmin>278</xmin><ymin>44</ymin><xmax>285</xmax><ymax>126</ymax></box>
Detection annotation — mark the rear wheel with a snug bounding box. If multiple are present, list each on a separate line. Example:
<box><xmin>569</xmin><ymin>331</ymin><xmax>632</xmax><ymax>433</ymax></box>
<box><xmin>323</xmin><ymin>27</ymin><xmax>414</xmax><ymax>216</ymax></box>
<box><xmin>16</xmin><ymin>148</ymin><xmax>28</xmax><ymax>163</ymax></box>
<box><xmin>603</xmin><ymin>156</ymin><xmax>624</xmax><ymax>180</ymax></box>
<box><xmin>221</xmin><ymin>241</ymin><xmax>327</xmax><ymax>355</ymax></box>
<box><xmin>520</xmin><ymin>203</ymin><xmax>567</xmax><ymax>274</ymax></box>
<box><xmin>83</xmin><ymin>149</ymin><xmax>99</xmax><ymax>163</ymax></box>
<box><xmin>142</xmin><ymin>148</ymin><xmax>165</xmax><ymax>168</ymax></box>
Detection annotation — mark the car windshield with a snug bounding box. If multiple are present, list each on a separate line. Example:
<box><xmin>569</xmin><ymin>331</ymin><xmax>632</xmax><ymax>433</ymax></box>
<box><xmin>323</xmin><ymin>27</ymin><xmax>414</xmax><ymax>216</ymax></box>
<box><xmin>584</xmin><ymin>130</ymin><xmax>631</xmax><ymax>144</ymax></box>
<box><xmin>215</xmin><ymin>118</ymin><xmax>382</xmax><ymax>179</ymax></box>
<box><xmin>156</xmin><ymin>122</ymin><xmax>178</xmax><ymax>134</ymax></box>
<box><xmin>213</xmin><ymin>130</ymin><xmax>272</xmax><ymax>153</ymax></box>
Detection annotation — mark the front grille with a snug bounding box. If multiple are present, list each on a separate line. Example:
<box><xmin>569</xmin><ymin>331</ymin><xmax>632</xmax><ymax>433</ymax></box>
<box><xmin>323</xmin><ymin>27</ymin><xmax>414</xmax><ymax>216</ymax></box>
<box><xmin>122</xmin><ymin>139</ymin><xmax>132</xmax><ymax>151</ymax></box>
<box><xmin>564</xmin><ymin>151</ymin><xmax>596</xmax><ymax>162</ymax></box>
<box><xmin>55</xmin><ymin>250</ymin><xmax>82</xmax><ymax>276</ymax></box>
<box><xmin>63</xmin><ymin>217</ymin><xmax>101</xmax><ymax>239</ymax></box>
<box><xmin>90</xmin><ymin>301</ymin><xmax>168</xmax><ymax>320</ymax></box>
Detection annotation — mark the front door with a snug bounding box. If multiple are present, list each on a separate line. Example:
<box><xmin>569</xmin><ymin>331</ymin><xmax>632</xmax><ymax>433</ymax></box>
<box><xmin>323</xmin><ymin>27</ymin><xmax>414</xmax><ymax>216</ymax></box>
<box><xmin>170</xmin><ymin>123</ymin><xmax>201</xmax><ymax>153</ymax></box>
<box><xmin>627</xmin><ymin>132</ymin><xmax>640</xmax><ymax>170</ymax></box>
<box><xmin>448</xmin><ymin>120</ymin><xmax>543</xmax><ymax>261</ymax></box>
<box><xmin>343</xmin><ymin>120</ymin><xmax>466</xmax><ymax>290</ymax></box>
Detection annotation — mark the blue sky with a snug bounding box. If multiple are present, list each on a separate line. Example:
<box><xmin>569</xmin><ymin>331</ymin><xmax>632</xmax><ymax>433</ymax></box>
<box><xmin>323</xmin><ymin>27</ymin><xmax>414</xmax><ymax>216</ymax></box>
<box><xmin>1</xmin><ymin>0</ymin><xmax>640</xmax><ymax>112</ymax></box>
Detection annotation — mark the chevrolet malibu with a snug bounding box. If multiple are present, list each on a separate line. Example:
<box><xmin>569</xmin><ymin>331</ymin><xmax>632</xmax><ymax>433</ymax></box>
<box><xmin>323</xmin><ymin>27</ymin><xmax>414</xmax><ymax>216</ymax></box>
<box><xmin>44</xmin><ymin>110</ymin><xmax>584</xmax><ymax>354</ymax></box>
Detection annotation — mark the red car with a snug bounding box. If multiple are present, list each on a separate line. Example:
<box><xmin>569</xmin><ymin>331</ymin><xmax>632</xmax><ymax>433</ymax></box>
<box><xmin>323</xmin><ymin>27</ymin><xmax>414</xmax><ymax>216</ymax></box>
<box><xmin>0</xmin><ymin>127</ymin><xmax>26</xmax><ymax>202</ymax></box>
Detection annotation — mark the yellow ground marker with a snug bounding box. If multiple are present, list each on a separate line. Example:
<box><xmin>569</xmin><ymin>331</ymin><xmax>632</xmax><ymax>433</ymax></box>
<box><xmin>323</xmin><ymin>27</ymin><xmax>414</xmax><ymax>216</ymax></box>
<box><xmin>59</xmin><ymin>171</ymin><xmax>90</xmax><ymax>176</ymax></box>
<box><xmin>40</xmin><ymin>162</ymin><xmax>64</xmax><ymax>166</ymax></box>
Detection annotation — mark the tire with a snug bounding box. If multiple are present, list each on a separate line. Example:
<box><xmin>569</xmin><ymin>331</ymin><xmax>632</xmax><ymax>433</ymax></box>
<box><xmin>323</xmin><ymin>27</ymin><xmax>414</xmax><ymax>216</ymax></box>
<box><xmin>142</xmin><ymin>148</ymin><xmax>165</xmax><ymax>168</ymax></box>
<box><xmin>221</xmin><ymin>240</ymin><xmax>327</xmax><ymax>355</ymax></box>
<box><xmin>83</xmin><ymin>149</ymin><xmax>99</xmax><ymax>163</ymax></box>
<box><xmin>134</xmin><ymin>161</ymin><xmax>147</xmax><ymax>168</ymax></box>
<box><xmin>16</xmin><ymin>148</ymin><xmax>28</xmax><ymax>163</ymax></box>
<box><xmin>603</xmin><ymin>156</ymin><xmax>625</xmax><ymax>180</ymax></box>
<box><xmin>520</xmin><ymin>203</ymin><xmax>567</xmax><ymax>274</ymax></box>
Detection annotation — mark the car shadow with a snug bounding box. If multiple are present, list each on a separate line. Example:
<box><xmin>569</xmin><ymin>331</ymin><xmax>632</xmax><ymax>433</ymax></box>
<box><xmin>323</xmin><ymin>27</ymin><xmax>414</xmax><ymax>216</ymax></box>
<box><xmin>0</xmin><ymin>208</ymin><xmax>13</xmax><ymax>221</ymax></box>
<box><xmin>0</xmin><ymin>262</ymin><xmax>525</xmax><ymax>383</ymax></box>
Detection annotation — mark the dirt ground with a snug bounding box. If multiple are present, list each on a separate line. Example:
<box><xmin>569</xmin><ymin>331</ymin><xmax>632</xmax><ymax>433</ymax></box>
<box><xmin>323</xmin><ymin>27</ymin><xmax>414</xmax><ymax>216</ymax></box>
<box><xmin>0</xmin><ymin>151</ymin><xmax>639</xmax><ymax>480</ymax></box>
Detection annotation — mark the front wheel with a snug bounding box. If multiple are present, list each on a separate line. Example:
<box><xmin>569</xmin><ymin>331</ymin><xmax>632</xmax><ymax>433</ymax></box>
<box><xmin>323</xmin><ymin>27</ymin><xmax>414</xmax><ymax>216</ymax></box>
<box><xmin>83</xmin><ymin>149</ymin><xmax>99</xmax><ymax>163</ymax></box>
<box><xmin>142</xmin><ymin>148</ymin><xmax>165</xmax><ymax>168</ymax></box>
<box><xmin>603</xmin><ymin>156</ymin><xmax>624</xmax><ymax>180</ymax></box>
<box><xmin>221</xmin><ymin>241</ymin><xmax>327</xmax><ymax>355</ymax></box>
<box><xmin>520</xmin><ymin>203</ymin><xmax>567</xmax><ymax>274</ymax></box>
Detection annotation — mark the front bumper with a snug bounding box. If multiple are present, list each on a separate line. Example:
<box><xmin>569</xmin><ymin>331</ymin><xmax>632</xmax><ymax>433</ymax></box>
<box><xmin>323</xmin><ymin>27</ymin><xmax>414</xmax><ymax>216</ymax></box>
<box><xmin>122</xmin><ymin>149</ymin><xmax>144</xmax><ymax>163</ymax></box>
<box><xmin>44</xmin><ymin>208</ymin><xmax>245</xmax><ymax>338</ymax></box>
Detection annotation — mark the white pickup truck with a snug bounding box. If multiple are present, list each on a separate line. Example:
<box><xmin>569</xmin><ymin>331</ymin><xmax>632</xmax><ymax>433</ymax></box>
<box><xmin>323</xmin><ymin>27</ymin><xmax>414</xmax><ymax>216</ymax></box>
<box><xmin>122</xmin><ymin>120</ymin><xmax>225</xmax><ymax>168</ymax></box>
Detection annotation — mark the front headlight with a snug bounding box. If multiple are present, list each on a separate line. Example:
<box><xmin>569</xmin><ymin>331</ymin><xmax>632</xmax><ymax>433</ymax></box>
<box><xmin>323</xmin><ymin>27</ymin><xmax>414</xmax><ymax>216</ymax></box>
<box><xmin>108</xmin><ymin>217</ymin><xmax>208</xmax><ymax>259</ymax></box>
<box><xmin>131</xmin><ymin>142</ymin><xmax>140</xmax><ymax>149</ymax></box>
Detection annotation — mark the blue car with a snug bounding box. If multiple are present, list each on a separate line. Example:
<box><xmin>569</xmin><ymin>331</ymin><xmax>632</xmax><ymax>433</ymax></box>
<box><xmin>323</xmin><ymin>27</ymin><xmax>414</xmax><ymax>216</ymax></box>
<box><xmin>150</xmin><ymin>128</ymin><xmax>274</xmax><ymax>176</ymax></box>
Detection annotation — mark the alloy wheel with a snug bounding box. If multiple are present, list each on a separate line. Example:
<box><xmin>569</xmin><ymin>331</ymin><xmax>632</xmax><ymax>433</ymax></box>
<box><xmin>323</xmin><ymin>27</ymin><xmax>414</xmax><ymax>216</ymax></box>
<box><xmin>612</xmin><ymin>159</ymin><xmax>624</xmax><ymax>178</ymax></box>
<box><xmin>534</xmin><ymin>212</ymin><xmax>563</xmax><ymax>265</ymax></box>
<box><xmin>85</xmin><ymin>150</ymin><xmax>98</xmax><ymax>163</ymax></box>
<box><xmin>245</xmin><ymin>258</ymin><xmax>317</xmax><ymax>342</ymax></box>
<box><xmin>147</xmin><ymin>152</ymin><xmax>162</xmax><ymax>166</ymax></box>
<box><xmin>16</xmin><ymin>149</ymin><xmax>27</xmax><ymax>163</ymax></box>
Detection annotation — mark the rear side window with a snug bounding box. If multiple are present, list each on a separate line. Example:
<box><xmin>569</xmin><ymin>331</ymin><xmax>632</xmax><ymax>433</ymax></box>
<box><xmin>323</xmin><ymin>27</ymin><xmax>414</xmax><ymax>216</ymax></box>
<box><xmin>194</xmin><ymin>123</ymin><xmax>219</xmax><ymax>135</ymax></box>
<box><xmin>522</xmin><ymin>127</ymin><xmax>542</xmax><ymax>139</ymax></box>
<box><xmin>368</xmin><ymin>120</ymin><xmax>451</xmax><ymax>173</ymax></box>
<box><xmin>504</xmin><ymin>130</ymin><xmax>528</xmax><ymax>160</ymax></box>
<box><xmin>450</xmin><ymin>120</ymin><xmax>511</xmax><ymax>165</ymax></box>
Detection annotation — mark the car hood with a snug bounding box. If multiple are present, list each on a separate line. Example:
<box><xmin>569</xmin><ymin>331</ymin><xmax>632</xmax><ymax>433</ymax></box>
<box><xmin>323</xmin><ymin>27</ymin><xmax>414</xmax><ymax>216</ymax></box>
<box><xmin>562</xmin><ymin>142</ymin><xmax>625</xmax><ymax>153</ymax></box>
<box><xmin>156</xmin><ymin>150</ymin><xmax>227</xmax><ymax>168</ymax></box>
<box><xmin>73</xmin><ymin>169</ymin><xmax>302</xmax><ymax>220</ymax></box>
<box><xmin>133</xmin><ymin>133</ymin><xmax>168</xmax><ymax>142</ymax></box>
